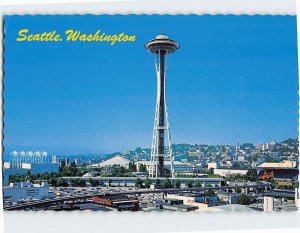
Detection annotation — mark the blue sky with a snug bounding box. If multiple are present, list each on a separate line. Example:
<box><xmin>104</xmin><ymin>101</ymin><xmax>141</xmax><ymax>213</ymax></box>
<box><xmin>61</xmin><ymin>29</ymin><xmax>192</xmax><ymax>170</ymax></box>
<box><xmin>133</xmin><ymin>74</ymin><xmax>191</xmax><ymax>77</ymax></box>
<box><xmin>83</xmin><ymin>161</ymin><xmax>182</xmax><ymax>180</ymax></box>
<box><xmin>4</xmin><ymin>15</ymin><xmax>299</xmax><ymax>154</ymax></box>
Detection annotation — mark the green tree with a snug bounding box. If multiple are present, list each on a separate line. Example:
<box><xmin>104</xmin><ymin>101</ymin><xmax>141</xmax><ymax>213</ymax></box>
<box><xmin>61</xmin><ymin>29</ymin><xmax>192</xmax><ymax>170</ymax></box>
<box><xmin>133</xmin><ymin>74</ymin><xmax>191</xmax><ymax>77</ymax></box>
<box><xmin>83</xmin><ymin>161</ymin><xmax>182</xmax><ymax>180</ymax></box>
<box><xmin>25</xmin><ymin>171</ymin><xmax>33</xmax><ymax>181</ymax></box>
<box><xmin>49</xmin><ymin>177</ymin><xmax>57</xmax><ymax>186</ymax></box>
<box><xmin>174</xmin><ymin>179</ymin><xmax>181</xmax><ymax>189</ymax></box>
<box><xmin>76</xmin><ymin>171</ymin><xmax>83</xmax><ymax>176</ymax></box>
<box><xmin>144</xmin><ymin>178</ymin><xmax>152</xmax><ymax>189</ymax></box>
<box><xmin>61</xmin><ymin>167</ymin><xmax>74</xmax><ymax>176</ymax></box>
<box><xmin>162</xmin><ymin>178</ymin><xmax>172</xmax><ymax>189</ymax></box>
<box><xmin>206</xmin><ymin>190</ymin><xmax>215</xmax><ymax>196</ymax></box>
<box><xmin>232</xmin><ymin>162</ymin><xmax>241</xmax><ymax>168</ymax></box>
<box><xmin>78</xmin><ymin>179</ymin><xmax>86</xmax><ymax>187</ymax></box>
<box><xmin>26</xmin><ymin>171</ymin><xmax>31</xmax><ymax>176</ymax></box>
<box><xmin>237</xmin><ymin>194</ymin><xmax>250</xmax><ymax>205</ymax></box>
<box><xmin>135</xmin><ymin>177</ymin><xmax>143</xmax><ymax>188</ymax></box>
<box><xmin>293</xmin><ymin>181</ymin><xmax>299</xmax><ymax>189</ymax></box>
<box><xmin>156</xmin><ymin>179</ymin><xmax>161</xmax><ymax>185</ymax></box>
<box><xmin>207</xmin><ymin>168</ymin><xmax>214</xmax><ymax>174</ymax></box>
<box><xmin>164</xmin><ymin>168</ymin><xmax>171</xmax><ymax>178</ymax></box>
<box><xmin>245</xmin><ymin>169</ymin><xmax>257</xmax><ymax>181</ymax></box>
<box><xmin>117</xmin><ymin>166</ymin><xmax>126</xmax><ymax>175</ymax></box>
<box><xmin>56</xmin><ymin>178</ymin><xmax>65</xmax><ymax>187</ymax></box>
<box><xmin>73</xmin><ymin>178</ymin><xmax>81</xmax><ymax>186</ymax></box>
<box><xmin>129</xmin><ymin>162</ymin><xmax>136</xmax><ymax>172</ymax></box>
<box><xmin>88</xmin><ymin>178</ymin><xmax>93</xmax><ymax>186</ymax></box>
<box><xmin>139</xmin><ymin>164</ymin><xmax>147</xmax><ymax>172</ymax></box>
<box><xmin>186</xmin><ymin>180</ymin><xmax>193</xmax><ymax>188</ymax></box>
<box><xmin>252</xmin><ymin>154</ymin><xmax>259</xmax><ymax>162</ymax></box>
<box><xmin>42</xmin><ymin>172</ymin><xmax>50</xmax><ymax>180</ymax></box>
<box><xmin>195</xmin><ymin>182</ymin><xmax>201</xmax><ymax>188</ymax></box>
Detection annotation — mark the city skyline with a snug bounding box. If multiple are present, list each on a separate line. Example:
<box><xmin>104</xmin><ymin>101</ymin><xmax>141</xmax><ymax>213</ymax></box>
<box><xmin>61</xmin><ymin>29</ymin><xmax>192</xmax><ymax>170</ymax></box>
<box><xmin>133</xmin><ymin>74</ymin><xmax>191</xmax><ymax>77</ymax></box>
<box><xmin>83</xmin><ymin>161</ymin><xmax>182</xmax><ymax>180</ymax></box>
<box><xmin>4</xmin><ymin>15</ymin><xmax>298</xmax><ymax>154</ymax></box>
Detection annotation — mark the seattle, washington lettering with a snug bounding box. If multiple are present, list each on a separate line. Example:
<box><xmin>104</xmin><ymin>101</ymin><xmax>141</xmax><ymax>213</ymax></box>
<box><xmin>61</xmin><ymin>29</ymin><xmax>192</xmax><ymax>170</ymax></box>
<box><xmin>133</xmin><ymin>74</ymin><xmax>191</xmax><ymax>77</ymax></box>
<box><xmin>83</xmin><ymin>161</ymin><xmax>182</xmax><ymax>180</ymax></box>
<box><xmin>16</xmin><ymin>29</ymin><xmax>136</xmax><ymax>45</ymax></box>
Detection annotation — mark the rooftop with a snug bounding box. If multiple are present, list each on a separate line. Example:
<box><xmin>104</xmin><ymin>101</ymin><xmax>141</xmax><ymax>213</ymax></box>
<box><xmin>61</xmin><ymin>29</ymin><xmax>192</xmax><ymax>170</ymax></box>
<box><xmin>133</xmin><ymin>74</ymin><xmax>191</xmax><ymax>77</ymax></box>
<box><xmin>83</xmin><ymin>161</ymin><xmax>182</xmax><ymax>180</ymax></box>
<box><xmin>258</xmin><ymin>161</ymin><xmax>297</xmax><ymax>169</ymax></box>
<box><xmin>89</xmin><ymin>155</ymin><xmax>130</xmax><ymax>168</ymax></box>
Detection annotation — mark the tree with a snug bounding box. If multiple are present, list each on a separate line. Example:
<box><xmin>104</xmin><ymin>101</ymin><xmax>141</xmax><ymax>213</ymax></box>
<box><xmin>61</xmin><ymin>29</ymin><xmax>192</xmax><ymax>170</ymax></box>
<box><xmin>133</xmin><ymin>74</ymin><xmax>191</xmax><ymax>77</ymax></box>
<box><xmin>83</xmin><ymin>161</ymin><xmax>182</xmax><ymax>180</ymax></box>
<box><xmin>252</xmin><ymin>154</ymin><xmax>259</xmax><ymax>162</ymax></box>
<box><xmin>76</xmin><ymin>171</ymin><xmax>83</xmax><ymax>176</ymax></box>
<box><xmin>119</xmin><ymin>166</ymin><xmax>126</xmax><ymax>174</ymax></box>
<box><xmin>195</xmin><ymin>182</ymin><xmax>201</xmax><ymax>188</ymax></box>
<box><xmin>186</xmin><ymin>180</ymin><xmax>193</xmax><ymax>188</ymax></box>
<box><xmin>77</xmin><ymin>179</ymin><xmax>86</xmax><ymax>187</ymax></box>
<box><xmin>156</xmin><ymin>179</ymin><xmax>161</xmax><ymax>185</ymax></box>
<box><xmin>129</xmin><ymin>162</ymin><xmax>136</xmax><ymax>172</ymax></box>
<box><xmin>42</xmin><ymin>172</ymin><xmax>49</xmax><ymax>180</ymax></box>
<box><xmin>174</xmin><ymin>179</ymin><xmax>181</xmax><ymax>189</ymax></box>
<box><xmin>245</xmin><ymin>169</ymin><xmax>257</xmax><ymax>181</ymax></box>
<box><xmin>237</xmin><ymin>194</ymin><xmax>250</xmax><ymax>205</ymax></box>
<box><xmin>293</xmin><ymin>182</ymin><xmax>299</xmax><ymax>189</ymax></box>
<box><xmin>56</xmin><ymin>178</ymin><xmax>65</xmax><ymax>187</ymax></box>
<box><xmin>144</xmin><ymin>178</ymin><xmax>152</xmax><ymax>189</ymax></box>
<box><xmin>139</xmin><ymin>164</ymin><xmax>147</xmax><ymax>172</ymax></box>
<box><xmin>25</xmin><ymin>171</ymin><xmax>33</xmax><ymax>181</ymax></box>
<box><xmin>162</xmin><ymin>178</ymin><xmax>172</xmax><ymax>189</ymax></box>
<box><xmin>264</xmin><ymin>155</ymin><xmax>279</xmax><ymax>163</ymax></box>
<box><xmin>232</xmin><ymin>162</ymin><xmax>241</xmax><ymax>168</ymax></box>
<box><xmin>73</xmin><ymin>178</ymin><xmax>81</xmax><ymax>186</ymax></box>
<box><xmin>206</xmin><ymin>190</ymin><xmax>215</xmax><ymax>196</ymax></box>
<box><xmin>88</xmin><ymin>178</ymin><xmax>93</xmax><ymax>186</ymax></box>
<box><xmin>61</xmin><ymin>167</ymin><xmax>74</xmax><ymax>176</ymax></box>
<box><xmin>207</xmin><ymin>168</ymin><xmax>213</xmax><ymax>174</ymax></box>
<box><xmin>48</xmin><ymin>177</ymin><xmax>57</xmax><ymax>186</ymax></box>
<box><xmin>135</xmin><ymin>177</ymin><xmax>143</xmax><ymax>188</ymax></box>
<box><xmin>164</xmin><ymin>168</ymin><xmax>171</xmax><ymax>178</ymax></box>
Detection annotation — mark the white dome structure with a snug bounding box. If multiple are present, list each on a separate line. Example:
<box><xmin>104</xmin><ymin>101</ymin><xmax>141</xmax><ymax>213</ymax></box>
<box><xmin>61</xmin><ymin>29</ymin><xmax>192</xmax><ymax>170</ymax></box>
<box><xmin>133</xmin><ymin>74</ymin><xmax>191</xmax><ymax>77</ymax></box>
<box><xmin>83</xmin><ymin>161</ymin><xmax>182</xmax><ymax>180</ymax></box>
<box><xmin>155</xmin><ymin>34</ymin><xmax>168</xmax><ymax>40</ymax></box>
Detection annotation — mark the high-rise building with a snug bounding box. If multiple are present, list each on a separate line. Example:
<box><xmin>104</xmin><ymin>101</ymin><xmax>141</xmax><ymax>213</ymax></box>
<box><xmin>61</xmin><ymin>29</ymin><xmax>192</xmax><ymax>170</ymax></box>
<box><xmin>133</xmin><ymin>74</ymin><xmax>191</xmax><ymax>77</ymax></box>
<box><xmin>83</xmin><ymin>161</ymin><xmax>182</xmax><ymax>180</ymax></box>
<box><xmin>52</xmin><ymin>155</ymin><xmax>57</xmax><ymax>163</ymax></box>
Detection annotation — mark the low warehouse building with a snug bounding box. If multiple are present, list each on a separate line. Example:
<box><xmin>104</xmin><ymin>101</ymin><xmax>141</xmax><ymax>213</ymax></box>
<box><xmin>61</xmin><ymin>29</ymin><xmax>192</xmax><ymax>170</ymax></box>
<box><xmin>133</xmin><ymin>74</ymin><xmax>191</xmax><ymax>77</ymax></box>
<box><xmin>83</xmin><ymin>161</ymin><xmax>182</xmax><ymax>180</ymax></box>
<box><xmin>93</xmin><ymin>194</ymin><xmax>139</xmax><ymax>211</ymax></box>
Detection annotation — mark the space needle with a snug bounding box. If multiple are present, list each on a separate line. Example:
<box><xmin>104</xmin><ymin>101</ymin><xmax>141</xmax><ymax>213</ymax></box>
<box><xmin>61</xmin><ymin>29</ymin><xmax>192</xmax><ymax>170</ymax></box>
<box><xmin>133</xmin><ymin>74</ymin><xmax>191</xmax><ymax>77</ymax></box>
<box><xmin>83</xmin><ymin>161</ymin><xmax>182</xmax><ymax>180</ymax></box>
<box><xmin>145</xmin><ymin>34</ymin><xmax>180</xmax><ymax>178</ymax></box>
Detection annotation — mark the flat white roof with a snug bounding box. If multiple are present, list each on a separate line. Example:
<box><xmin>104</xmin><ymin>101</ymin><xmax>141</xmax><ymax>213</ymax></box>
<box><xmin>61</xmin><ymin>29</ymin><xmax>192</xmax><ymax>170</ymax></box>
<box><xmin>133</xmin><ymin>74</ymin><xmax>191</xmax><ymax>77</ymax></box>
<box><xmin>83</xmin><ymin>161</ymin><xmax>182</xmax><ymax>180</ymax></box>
<box><xmin>259</xmin><ymin>161</ymin><xmax>297</xmax><ymax>169</ymax></box>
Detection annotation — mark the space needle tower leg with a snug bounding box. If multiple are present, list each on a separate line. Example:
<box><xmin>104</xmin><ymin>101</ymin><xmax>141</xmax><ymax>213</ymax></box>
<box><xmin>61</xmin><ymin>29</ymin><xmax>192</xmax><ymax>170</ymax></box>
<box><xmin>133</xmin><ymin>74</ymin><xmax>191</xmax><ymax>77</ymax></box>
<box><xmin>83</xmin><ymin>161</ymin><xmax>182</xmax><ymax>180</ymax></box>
<box><xmin>155</xmin><ymin>50</ymin><xmax>166</xmax><ymax>177</ymax></box>
<box><xmin>145</xmin><ymin>34</ymin><xmax>179</xmax><ymax>178</ymax></box>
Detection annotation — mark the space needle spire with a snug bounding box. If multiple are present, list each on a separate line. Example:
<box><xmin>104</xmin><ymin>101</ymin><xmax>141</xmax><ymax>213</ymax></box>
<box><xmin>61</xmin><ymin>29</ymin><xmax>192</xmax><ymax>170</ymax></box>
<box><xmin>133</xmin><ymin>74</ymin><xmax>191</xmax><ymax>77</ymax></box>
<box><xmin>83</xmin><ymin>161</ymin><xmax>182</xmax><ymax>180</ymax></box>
<box><xmin>145</xmin><ymin>34</ymin><xmax>180</xmax><ymax>178</ymax></box>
